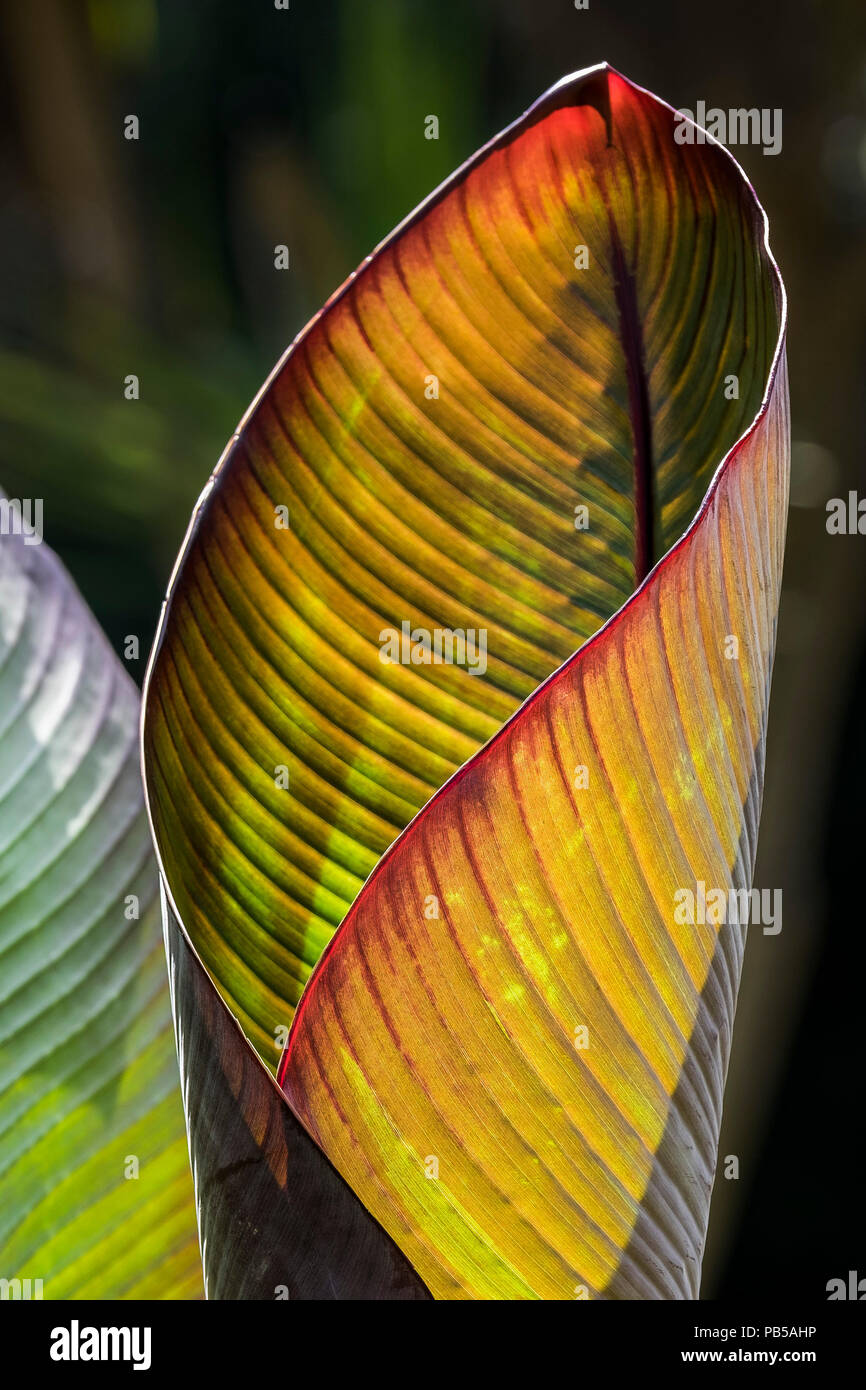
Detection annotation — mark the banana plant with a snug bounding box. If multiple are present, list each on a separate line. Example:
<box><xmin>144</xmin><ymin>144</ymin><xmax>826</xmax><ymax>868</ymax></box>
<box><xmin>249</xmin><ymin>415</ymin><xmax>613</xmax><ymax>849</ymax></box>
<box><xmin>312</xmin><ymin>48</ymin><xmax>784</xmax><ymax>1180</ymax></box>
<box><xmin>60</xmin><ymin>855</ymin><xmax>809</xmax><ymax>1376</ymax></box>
<box><xmin>3</xmin><ymin>62</ymin><xmax>789</xmax><ymax>1301</ymax></box>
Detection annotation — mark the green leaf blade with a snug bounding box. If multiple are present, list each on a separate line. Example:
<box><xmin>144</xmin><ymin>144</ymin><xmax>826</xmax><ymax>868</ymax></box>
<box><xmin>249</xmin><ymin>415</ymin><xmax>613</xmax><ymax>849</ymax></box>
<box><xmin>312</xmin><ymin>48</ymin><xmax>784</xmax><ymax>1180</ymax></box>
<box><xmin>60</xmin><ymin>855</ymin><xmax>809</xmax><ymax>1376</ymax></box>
<box><xmin>0</xmin><ymin>529</ymin><xmax>201</xmax><ymax>1300</ymax></box>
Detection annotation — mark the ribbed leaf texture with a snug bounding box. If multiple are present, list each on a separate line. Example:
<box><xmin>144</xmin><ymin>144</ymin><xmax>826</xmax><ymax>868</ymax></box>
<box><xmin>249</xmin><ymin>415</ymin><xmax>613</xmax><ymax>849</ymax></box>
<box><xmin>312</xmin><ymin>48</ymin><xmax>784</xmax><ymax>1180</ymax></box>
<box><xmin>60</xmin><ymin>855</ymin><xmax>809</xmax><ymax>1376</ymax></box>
<box><xmin>143</xmin><ymin>65</ymin><xmax>788</xmax><ymax>1299</ymax></box>
<box><xmin>0</xmin><ymin>524</ymin><xmax>201</xmax><ymax>1298</ymax></box>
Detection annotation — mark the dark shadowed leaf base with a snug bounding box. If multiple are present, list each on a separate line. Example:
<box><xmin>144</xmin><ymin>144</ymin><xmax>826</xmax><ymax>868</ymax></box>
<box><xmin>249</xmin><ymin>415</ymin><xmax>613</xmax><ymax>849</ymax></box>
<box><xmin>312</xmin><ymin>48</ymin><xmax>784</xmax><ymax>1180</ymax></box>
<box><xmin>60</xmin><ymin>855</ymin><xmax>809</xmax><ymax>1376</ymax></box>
<box><xmin>163</xmin><ymin>895</ymin><xmax>431</xmax><ymax>1300</ymax></box>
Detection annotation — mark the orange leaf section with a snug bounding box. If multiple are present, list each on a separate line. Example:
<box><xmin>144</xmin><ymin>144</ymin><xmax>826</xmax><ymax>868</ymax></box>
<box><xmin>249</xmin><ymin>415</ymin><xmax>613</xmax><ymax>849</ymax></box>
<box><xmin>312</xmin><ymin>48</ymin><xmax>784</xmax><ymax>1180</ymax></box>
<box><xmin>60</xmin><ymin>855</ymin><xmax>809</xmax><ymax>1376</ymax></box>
<box><xmin>281</xmin><ymin>340</ymin><xmax>789</xmax><ymax>1298</ymax></box>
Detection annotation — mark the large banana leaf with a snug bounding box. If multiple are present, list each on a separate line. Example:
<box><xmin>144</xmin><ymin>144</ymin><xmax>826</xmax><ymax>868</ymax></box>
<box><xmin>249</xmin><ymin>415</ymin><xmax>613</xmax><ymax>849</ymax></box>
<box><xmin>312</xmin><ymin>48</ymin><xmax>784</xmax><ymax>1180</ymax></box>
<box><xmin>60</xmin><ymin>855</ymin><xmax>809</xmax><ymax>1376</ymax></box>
<box><xmin>143</xmin><ymin>65</ymin><xmax>788</xmax><ymax>1298</ymax></box>
<box><xmin>0</xmin><ymin>524</ymin><xmax>201</xmax><ymax>1299</ymax></box>
<box><xmin>144</xmin><ymin>65</ymin><xmax>781</xmax><ymax>1069</ymax></box>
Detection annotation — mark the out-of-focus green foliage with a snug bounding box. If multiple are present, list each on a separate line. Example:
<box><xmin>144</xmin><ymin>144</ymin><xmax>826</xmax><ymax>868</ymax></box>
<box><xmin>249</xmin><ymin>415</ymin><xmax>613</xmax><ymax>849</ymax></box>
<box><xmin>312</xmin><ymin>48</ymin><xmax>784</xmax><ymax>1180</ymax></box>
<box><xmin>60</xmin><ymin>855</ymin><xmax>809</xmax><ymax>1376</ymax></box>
<box><xmin>0</xmin><ymin>0</ymin><xmax>486</xmax><ymax>669</ymax></box>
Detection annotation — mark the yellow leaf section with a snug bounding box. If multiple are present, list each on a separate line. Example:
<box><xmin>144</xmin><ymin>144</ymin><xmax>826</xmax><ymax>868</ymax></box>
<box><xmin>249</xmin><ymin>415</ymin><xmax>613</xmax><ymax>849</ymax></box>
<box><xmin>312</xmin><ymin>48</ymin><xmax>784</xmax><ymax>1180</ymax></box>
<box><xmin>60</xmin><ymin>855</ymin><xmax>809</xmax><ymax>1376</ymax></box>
<box><xmin>281</xmin><ymin>349</ymin><xmax>789</xmax><ymax>1299</ymax></box>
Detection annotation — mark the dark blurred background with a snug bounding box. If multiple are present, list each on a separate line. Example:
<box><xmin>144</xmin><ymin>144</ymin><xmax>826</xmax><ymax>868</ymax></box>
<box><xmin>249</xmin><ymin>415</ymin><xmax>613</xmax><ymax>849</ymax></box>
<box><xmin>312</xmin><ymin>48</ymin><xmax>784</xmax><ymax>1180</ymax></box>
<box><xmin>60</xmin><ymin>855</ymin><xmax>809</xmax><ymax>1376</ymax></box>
<box><xmin>1</xmin><ymin>0</ymin><xmax>863</xmax><ymax>1299</ymax></box>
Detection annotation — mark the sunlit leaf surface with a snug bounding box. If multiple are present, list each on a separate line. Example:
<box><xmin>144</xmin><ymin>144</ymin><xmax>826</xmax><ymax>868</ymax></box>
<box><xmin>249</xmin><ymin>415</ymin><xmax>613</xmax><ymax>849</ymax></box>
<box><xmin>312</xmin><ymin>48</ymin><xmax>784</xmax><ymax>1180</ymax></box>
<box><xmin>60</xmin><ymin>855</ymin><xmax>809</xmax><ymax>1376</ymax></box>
<box><xmin>145</xmin><ymin>66</ymin><xmax>781</xmax><ymax>1073</ymax></box>
<box><xmin>143</xmin><ymin>65</ymin><xmax>788</xmax><ymax>1299</ymax></box>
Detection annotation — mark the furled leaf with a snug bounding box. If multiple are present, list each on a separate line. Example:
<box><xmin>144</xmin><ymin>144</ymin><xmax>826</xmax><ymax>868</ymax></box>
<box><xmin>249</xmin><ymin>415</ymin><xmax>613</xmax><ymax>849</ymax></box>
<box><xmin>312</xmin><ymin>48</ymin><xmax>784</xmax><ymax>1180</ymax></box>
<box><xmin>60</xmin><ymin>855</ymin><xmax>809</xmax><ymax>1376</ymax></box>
<box><xmin>0</xmin><ymin>522</ymin><xmax>202</xmax><ymax>1300</ymax></box>
<box><xmin>277</xmin><ymin>73</ymin><xmax>788</xmax><ymax>1297</ymax></box>
<box><xmin>144</xmin><ymin>65</ymin><xmax>781</xmax><ymax>1077</ymax></box>
<box><xmin>143</xmin><ymin>63</ymin><xmax>788</xmax><ymax>1299</ymax></box>
<box><xmin>162</xmin><ymin>890</ymin><xmax>430</xmax><ymax>1299</ymax></box>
